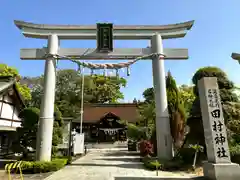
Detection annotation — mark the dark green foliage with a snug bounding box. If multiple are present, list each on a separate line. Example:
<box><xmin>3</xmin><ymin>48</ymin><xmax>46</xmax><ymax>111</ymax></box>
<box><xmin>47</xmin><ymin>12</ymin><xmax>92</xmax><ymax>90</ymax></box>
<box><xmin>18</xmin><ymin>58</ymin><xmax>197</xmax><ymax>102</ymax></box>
<box><xmin>142</xmin><ymin>156</ymin><xmax>184</xmax><ymax>171</ymax></box>
<box><xmin>23</xmin><ymin>69</ymin><xmax>127</xmax><ymax>117</ymax></box>
<box><xmin>52</xmin><ymin>106</ymin><xmax>64</xmax><ymax>155</ymax></box>
<box><xmin>142</xmin><ymin>157</ymin><xmax>161</xmax><ymax>170</ymax></box>
<box><xmin>14</xmin><ymin>106</ymin><xmax>64</xmax><ymax>158</ymax></box>
<box><xmin>142</xmin><ymin>87</ymin><xmax>154</xmax><ymax>103</ymax></box>
<box><xmin>140</xmin><ymin>72</ymin><xmax>186</xmax><ymax>154</ymax></box>
<box><xmin>137</xmin><ymin>88</ymin><xmax>155</xmax><ymax>129</ymax></box>
<box><xmin>12</xmin><ymin>107</ymin><xmax>40</xmax><ymax>158</ymax></box>
<box><xmin>230</xmin><ymin>145</ymin><xmax>240</xmax><ymax>164</ymax></box>
<box><xmin>127</xmin><ymin>123</ymin><xmax>146</xmax><ymax>141</ymax></box>
<box><xmin>137</xmin><ymin>102</ymin><xmax>155</xmax><ymax>127</ymax></box>
<box><xmin>166</xmin><ymin>71</ymin><xmax>186</xmax><ymax>148</ymax></box>
<box><xmin>176</xmin><ymin>148</ymin><xmax>196</xmax><ymax>164</ymax></box>
<box><xmin>150</xmin><ymin>128</ymin><xmax>157</xmax><ymax>155</ymax></box>
<box><xmin>192</xmin><ymin>67</ymin><xmax>227</xmax><ymax>85</ymax></box>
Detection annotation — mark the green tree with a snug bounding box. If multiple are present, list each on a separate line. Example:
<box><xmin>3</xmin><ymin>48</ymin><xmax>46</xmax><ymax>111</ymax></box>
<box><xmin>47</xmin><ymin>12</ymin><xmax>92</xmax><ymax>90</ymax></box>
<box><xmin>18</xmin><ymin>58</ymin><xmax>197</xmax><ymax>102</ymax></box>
<box><xmin>13</xmin><ymin>106</ymin><xmax>63</xmax><ymax>158</ymax></box>
<box><xmin>138</xmin><ymin>72</ymin><xmax>186</xmax><ymax>149</ymax></box>
<box><xmin>142</xmin><ymin>87</ymin><xmax>154</xmax><ymax>103</ymax></box>
<box><xmin>178</xmin><ymin>85</ymin><xmax>195</xmax><ymax>117</ymax></box>
<box><xmin>0</xmin><ymin>63</ymin><xmax>31</xmax><ymax>101</ymax></box>
<box><xmin>166</xmin><ymin>71</ymin><xmax>186</xmax><ymax>148</ymax></box>
<box><xmin>87</xmin><ymin>75</ymin><xmax>126</xmax><ymax>103</ymax></box>
<box><xmin>14</xmin><ymin>107</ymin><xmax>40</xmax><ymax>158</ymax></box>
<box><xmin>137</xmin><ymin>87</ymin><xmax>155</xmax><ymax>127</ymax></box>
<box><xmin>138</xmin><ymin>102</ymin><xmax>155</xmax><ymax>127</ymax></box>
<box><xmin>127</xmin><ymin>123</ymin><xmax>146</xmax><ymax>141</ymax></box>
<box><xmin>22</xmin><ymin>69</ymin><xmax>127</xmax><ymax>117</ymax></box>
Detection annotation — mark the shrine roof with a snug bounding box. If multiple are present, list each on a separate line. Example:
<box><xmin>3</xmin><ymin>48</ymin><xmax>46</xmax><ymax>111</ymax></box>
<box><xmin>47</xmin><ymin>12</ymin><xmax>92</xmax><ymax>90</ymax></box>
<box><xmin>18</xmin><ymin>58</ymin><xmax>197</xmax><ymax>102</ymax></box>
<box><xmin>0</xmin><ymin>76</ymin><xmax>25</xmax><ymax>108</ymax></box>
<box><xmin>74</xmin><ymin>103</ymin><xmax>140</xmax><ymax>123</ymax></box>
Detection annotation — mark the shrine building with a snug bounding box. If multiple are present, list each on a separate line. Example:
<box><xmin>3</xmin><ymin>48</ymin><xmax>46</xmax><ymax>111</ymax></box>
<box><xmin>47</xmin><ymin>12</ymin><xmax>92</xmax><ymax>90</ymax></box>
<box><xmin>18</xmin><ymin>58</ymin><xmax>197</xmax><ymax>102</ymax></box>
<box><xmin>0</xmin><ymin>76</ymin><xmax>25</xmax><ymax>155</ymax></box>
<box><xmin>72</xmin><ymin>103</ymin><xmax>139</xmax><ymax>142</ymax></box>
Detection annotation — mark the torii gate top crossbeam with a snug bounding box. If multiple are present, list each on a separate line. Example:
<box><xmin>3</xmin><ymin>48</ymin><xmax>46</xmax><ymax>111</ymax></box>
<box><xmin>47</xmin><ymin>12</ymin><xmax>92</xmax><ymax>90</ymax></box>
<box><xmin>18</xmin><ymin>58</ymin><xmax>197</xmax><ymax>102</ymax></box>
<box><xmin>231</xmin><ymin>53</ymin><xmax>240</xmax><ymax>60</ymax></box>
<box><xmin>14</xmin><ymin>20</ymin><xmax>194</xmax><ymax>40</ymax></box>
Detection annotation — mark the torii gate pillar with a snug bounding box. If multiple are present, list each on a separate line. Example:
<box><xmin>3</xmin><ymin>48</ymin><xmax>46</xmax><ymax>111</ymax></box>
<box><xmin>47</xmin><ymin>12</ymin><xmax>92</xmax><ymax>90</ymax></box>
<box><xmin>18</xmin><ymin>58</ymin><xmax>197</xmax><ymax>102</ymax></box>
<box><xmin>151</xmin><ymin>34</ymin><xmax>173</xmax><ymax>159</ymax></box>
<box><xmin>36</xmin><ymin>34</ymin><xmax>58</xmax><ymax>161</ymax></box>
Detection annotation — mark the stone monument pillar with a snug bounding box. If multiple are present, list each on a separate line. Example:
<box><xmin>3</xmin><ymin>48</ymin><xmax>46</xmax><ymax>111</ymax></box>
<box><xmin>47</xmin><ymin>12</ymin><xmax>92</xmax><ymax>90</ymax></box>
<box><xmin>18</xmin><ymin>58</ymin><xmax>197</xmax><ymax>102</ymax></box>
<box><xmin>198</xmin><ymin>77</ymin><xmax>240</xmax><ymax>180</ymax></box>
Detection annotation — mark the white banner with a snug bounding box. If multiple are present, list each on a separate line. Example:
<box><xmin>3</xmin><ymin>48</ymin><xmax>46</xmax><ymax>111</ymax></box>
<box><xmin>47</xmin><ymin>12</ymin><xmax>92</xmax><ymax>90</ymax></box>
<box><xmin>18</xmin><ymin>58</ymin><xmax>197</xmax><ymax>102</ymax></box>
<box><xmin>99</xmin><ymin>128</ymin><xmax>124</xmax><ymax>135</ymax></box>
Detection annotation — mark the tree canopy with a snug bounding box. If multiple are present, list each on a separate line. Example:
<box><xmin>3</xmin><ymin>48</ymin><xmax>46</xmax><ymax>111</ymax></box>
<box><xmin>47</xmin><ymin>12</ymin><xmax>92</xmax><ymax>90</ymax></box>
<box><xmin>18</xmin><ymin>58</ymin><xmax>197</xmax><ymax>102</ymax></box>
<box><xmin>21</xmin><ymin>69</ymin><xmax>127</xmax><ymax>117</ymax></box>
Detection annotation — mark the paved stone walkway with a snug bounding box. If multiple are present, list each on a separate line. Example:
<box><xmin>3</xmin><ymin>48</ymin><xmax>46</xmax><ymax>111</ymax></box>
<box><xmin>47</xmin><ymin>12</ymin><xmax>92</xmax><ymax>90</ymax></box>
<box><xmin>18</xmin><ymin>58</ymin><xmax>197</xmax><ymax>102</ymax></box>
<box><xmin>44</xmin><ymin>147</ymin><xmax>197</xmax><ymax>180</ymax></box>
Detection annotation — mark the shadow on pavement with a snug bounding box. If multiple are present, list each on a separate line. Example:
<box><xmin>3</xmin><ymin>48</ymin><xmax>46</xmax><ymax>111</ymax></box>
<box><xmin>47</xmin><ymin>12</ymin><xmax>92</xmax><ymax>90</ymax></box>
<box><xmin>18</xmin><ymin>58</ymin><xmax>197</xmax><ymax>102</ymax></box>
<box><xmin>68</xmin><ymin>162</ymin><xmax>146</xmax><ymax>170</ymax></box>
<box><xmin>93</xmin><ymin>157</ymin><xmax>141</xmax><ymax>162</ymax></box>
<box><xmin>103</xmin><ymin>151</ymin><xmax>139</xmax><ymax>157</ymax></box>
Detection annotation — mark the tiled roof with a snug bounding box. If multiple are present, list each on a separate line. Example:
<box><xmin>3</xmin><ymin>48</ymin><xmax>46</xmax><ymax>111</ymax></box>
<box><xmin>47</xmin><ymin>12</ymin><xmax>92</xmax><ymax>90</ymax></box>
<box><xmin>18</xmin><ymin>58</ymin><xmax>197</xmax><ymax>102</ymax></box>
<box><xmin>74</xmin><ymin>103</ymin><xmax>139</xmax><ymax>123</ymax></box>
<box><xmin>0</xmin><ymin>76</ymin><xmax>16</xmax><ymax>93</ymax></box>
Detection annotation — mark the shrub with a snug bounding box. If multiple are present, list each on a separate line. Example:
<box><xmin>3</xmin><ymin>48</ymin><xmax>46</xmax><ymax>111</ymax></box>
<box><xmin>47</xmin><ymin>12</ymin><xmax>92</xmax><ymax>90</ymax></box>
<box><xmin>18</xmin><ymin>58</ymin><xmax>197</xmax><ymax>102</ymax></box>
<box><xmin>143</xmin><ymin>157</ymin><xmax>188</xmax><ymax>171</ymax></box>
<box><xmin>54</xmin><ymin>155</ymin><xmax>73</xmax><ymax>165</ymax></box>
<box><xmin>139</xmin><ymin>140</ymin><xmax>153</xmax><ymax>157</ymax></box>
<box><xmin>6</xmin><ymin>158</ymin><xmax>68</xmax><ymax>174</ymax></box>
<box><xmin>127</xmin><ymin>123</ymin><xmax>145</xmax><ymax>141</ymax></box>
<box><xmin>177</xmin><ymin>148</ymin><xmax>196</xmax><ymax>164</ymax></box>
<box><xmin>230</xmin><ymin>145</ymin><xmax>240</xmax><ymax>164</ymax></box>
<box><xmin>13</xmin><ymin>106</ymin><xmax>64</xmax><ymax>158</ymax></box>
<box><xmin>142</xmin><ymin>157</ymin><xmax>161</xmax><ymax>170</ymax></box>
<box><xmin>67</xmin><ymin>156</ymin><xmax>73</xmax><ymax>165</ymax></box>
<box><xmin>161</xmin><ymin>160</ymin><xmax>184</xmax><ymax>171</ymax></box>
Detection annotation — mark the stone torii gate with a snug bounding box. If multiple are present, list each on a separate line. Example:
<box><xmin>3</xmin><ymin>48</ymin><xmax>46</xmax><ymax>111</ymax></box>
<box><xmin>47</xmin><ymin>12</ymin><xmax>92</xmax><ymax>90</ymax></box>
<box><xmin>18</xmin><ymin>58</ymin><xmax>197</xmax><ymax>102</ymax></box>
<box><xmin>14</xmin><ymin>20</ymin><xmax>194</xmax><ymax>161</ymax></box>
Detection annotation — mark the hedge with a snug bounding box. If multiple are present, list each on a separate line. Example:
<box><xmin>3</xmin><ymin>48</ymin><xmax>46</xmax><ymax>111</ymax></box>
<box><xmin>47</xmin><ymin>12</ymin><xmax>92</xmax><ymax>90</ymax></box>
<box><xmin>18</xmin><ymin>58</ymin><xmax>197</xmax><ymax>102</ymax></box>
<box><xmin>6</xmin><ymin>158</ymin><xmax>68</xmax><ymax>174</ymax></box>
<box><xmin>142</xmin><ymin>156</ymin><xmax>184</xmax><ymax>171</ymax></box>
<box><xmin>142</xmin><ymin>156</ymin><xmax>161</xmax><ymax>170</ymax></box>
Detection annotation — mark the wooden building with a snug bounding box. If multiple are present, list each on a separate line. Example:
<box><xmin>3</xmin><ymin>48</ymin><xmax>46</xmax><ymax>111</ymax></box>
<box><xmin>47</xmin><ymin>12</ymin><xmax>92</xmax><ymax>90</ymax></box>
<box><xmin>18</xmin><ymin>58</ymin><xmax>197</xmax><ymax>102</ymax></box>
<box><xmin>72</xmin><ymin>103</ymin><xmax>139</xmax><ymax>142</ymax></box>
<box><xmin>0</xmin><ymin>76</ymin><xmax>25</xmax><ymax>154</ymax></box>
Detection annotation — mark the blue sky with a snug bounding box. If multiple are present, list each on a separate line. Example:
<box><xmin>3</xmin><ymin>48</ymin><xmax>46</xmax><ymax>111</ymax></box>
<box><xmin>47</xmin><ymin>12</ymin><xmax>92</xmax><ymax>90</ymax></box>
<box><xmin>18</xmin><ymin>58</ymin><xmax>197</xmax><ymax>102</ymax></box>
<box><xmin>1</xmin><ymin>0</ymin><xmax>240</xmax><ymax>102</ymax></box>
